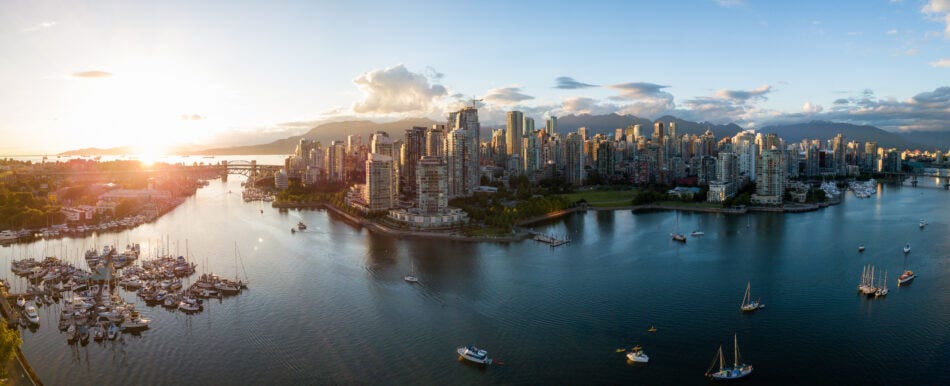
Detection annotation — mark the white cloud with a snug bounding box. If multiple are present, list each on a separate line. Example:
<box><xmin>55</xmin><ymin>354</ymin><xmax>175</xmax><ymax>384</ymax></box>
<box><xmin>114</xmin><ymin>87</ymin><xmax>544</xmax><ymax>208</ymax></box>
<box><xmin>713</xmin><ymin>84</ymin><xmax>773</xmax><ymax>101</ymax></box>
<box><xmin>931</xmin><ymin>58</ymin><xmax>950</xmax><ymax>67</ymax></box>
<box><xmin>714</xmin><ymin>0</ymin><xmax>744</xmax><ymax>7</ymax></box>
<box><xmin>482</xmin><ymin>86</ymin><xmax>534</xmax><ymax>105</ymax></box>
<box><xmin>922</xmin><ymin>0</ymin><xmax>950</xmax><ymax>38</ymax></box>
<box><xmin>22</xmin><ymin>21</ymin><xmax>56</xmax><ymax>32</ymax></box>
<box><xmin>886</xmin><ymin>29</ymin><xmax>899</xmax><ymax>35</ymax></box>
<box><xmin>352</xmin><ymin>64</ymin><xmax>447</xmax><ymax>114</ymax></box>
<box><xmin>802</xmin><ymin>102</ymin><xmax>824</xmax><ymax>114</ymax></box>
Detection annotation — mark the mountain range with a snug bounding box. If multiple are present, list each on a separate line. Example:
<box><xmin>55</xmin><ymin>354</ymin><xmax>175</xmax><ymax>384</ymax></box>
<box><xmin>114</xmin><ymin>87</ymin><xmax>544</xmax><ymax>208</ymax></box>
<box><xmin>58</xmin><ymin>114</ymin><xmax>945</xmax><ymax>156</ymax></box>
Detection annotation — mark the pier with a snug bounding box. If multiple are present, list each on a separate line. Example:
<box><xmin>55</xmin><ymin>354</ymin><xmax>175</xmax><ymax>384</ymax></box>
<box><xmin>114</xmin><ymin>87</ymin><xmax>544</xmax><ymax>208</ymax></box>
<box><xmin>526</xmin><ymin>230</ymin><xmax>571</xmax><ymax>247</ymax></box>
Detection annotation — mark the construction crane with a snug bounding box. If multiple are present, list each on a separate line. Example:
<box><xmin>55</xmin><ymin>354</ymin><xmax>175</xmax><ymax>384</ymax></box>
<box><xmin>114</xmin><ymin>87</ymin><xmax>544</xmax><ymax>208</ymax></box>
<box><xmin>468</xmin><ymin>98</ymin><xmax>483</xmax><ymax>109</ymax></box>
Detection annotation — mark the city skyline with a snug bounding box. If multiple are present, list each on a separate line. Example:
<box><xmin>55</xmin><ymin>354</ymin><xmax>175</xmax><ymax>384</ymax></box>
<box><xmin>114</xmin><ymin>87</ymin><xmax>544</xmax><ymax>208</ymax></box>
<box><xmin>1</xmin><ymin>0</ymin><xmax>949</xmax><ymax>155</ymax></box>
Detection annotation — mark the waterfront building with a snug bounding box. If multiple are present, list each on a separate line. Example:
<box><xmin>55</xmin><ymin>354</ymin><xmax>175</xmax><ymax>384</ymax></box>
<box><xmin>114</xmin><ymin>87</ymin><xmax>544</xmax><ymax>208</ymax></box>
<box><xmin>415</xmin><ymin>156</ymin><xmax>447</xmax><ymax>215</ymax></box>
<box><xmin>831</xmin><ymin>133</ymin><xmax>846</xmax><ymax>176</ymax></box>
<box><xmin>752</xmin><ymin>147</ymin><xmax>786</xmax><ymax>205</ymax></box>
<box><xmin>506</xmin><ymin>111</ymin><xmax>524</xmax><ymax>158</ymax></box>
<box><xmin>325</xmin><ymin>141</ymin><xmax>345</xmax><ymax>182</ymax></box>
<box><xmin>595</xmin><ymin>140</ymin><xmax>615</xmax><ymax>180</ymax></box>
<box><xmin>523</xmin><ymin>134</ymin><xmax>540</xmax><ymax>176</ymax></box>
<box><xmin>864</xmin><ymin>141</ymin><xmax>878</xmax><ymax>171</ymax></box>
<box><xmin>401</xmin><ymin>126</ymin><xmax>427</xmax><ymax>197</ymax></box>
<box><xmin>275</xmin><ymin>169</ymin><xmax>289</xmax><ymax>190</ymax></box>
<box><xmin>364</xmin><ymin>154</ymin><xmax>395</xmax><ymax>211</ymax></box>
<box><xmin>565</xmin><ymin>132</ymin><xmax>585</xmax><ymax>186</ymax></box>
<box><xmin>708</xmin><ymin>152</ymin><xmax>739</xmax><ymax>203</ymax></box>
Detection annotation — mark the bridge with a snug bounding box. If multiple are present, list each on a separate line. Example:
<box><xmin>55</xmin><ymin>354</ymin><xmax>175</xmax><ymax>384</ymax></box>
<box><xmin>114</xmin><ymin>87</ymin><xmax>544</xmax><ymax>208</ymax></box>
<box><xmin>882</xmin><ymin>170</ymin><xmax>950</xmax><ymax>190</ymax></box>
<box><xmin>7</xmin><ymin>159</ymin><xmax>282</xmax><ymax>182</ymax></box>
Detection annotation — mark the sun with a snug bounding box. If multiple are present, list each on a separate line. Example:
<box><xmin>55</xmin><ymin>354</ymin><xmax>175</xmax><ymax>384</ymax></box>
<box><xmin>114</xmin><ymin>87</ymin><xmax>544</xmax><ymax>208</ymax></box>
<box><xmin>134</xmin><ymin>144</ymin><xmax>167</xmax><ymax>167</ymax></box>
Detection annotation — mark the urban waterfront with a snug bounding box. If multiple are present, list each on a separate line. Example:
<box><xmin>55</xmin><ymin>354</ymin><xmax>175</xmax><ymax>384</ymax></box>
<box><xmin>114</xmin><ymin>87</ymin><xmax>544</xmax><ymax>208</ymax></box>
<box><xmin>2</xmin><ymin>175</ymin><xmax>949</xmax><ymax>385</ymax></box>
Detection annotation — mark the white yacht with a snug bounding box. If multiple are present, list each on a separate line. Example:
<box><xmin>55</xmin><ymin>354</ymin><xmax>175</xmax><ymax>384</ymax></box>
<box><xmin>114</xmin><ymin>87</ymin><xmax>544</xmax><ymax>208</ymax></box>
<box><xmin>903</xmin><ymin>243</ymin><xmax>911</xmax><ymax>254</ymax></box>
<box><xmin>457</xmin><ymin>345</ymin><xmax>492</xmax><ymax>365</ymax></box>
<box><xmin>120</xmin><ymin>315</ymin><xmax>150</xmax><ymax>331</ymax></box>
<box><xmin>24</xmin><ymin>306</ymin><xmax>40</xmax><ymax>325</ymax></box>
<box><xmin>626</xmin><ymin>345</ymin><xmax>650</xmax><ymax>363</ymax></box>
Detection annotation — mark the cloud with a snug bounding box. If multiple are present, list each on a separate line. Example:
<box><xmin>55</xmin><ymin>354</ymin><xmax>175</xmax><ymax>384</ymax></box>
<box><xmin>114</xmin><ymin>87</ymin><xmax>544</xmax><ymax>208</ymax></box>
<box><xmin>607</xmin><ymin>82</ymin><xmax>671</xmax><ymax>100</ymax></box>
<box><xmin>930</xmin><ymin>58</ymin><xmax>950</xmax><ymax>67</ymax></box>
<box><xmin>352</xmin><ymin>64</ymin><xmax>447</xmax><ymax>114</ymax></box>
<box><xmin>482</xmin><ymin>86</ymin><xmax>534</xmax><ymax>104</ymax></box>
<box><xmin>834</xmin><ymin>98</ymin><xmax>850</xmax><ymax>105</ymax></box>
<box><xmin>554</xmin><ymin>76</ymin><xmax>598</xmax><ymax>89</ymax></box>
<box><xmin>802</xmin><ymin>102</ymin><xmax>824</xmax><ymax>114</ymax></box>
<box><xmin>72</xmin><ymin>70</ymin><xmax>113</xmax><ymax>78</ymax></box>
<box><xmin>22</xmin><ymin>21</ymin><xmax>56</xmax><ymax>32</ymax></box>
<box><xmin>764</xmin><ymin>86</ymin><xmax>950</xmax><ymax>132</ymax></box>
<box><xmin>560</xmin><ymin>97</ymin><xmax>620</xmax><ymax>115</ymax></box>
<box><xmin>424</xmin><ymin>66</ymin><xmax>444</xmax><ymax>80</ymax></box>
<box><xmin>886</xmin><ymin>29</ymin><xmax>899</xmax><ymax>35</ymax></box>
<box><xmin>714</xmin><ymin>0</ymin><xmax>744</xmax><ymax>7</ymax></box>
<box><xmin>180</xmin><ymin>114</ymin><xmax>204</xmax><ymax>121</ymax></box>
<box><xmin>713</xmin><ymin>84</ymin><xmax>773</xmax><ymax>101</ymax></box>
<box><xmin>922</xmin><ymin>0</ymin><xmax>950</xmax><ymax>38</ymax></box>
<box><xmin>904</xmin><ymin>48</ymin><xmax>919</xmax><ymax>56</ymax></box>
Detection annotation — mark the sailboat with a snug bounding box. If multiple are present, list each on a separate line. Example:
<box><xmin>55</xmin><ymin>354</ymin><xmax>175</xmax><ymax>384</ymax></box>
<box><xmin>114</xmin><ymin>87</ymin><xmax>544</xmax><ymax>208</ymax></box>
<box><xmin>706</xmin><ymin>334</ymin><xmax>753</xmax><ymax>381</ymax></box>
<box><xmin>740</xmin><ymin>282</ymin><xmax>763</xmax><ymax>312</ymax></box>
<box><xmin>875</xmin><ymin>270</ymin><xmax>889</xmax><ymax>297</ymax></box>
<box><xmin>903</xmin><ymin>243</ymin><xmax>911</xmax><ymax>254</ymax></box>
<box><xmin>671</xmin><ymin>212</ymin><xmax>687</xmax><ymax>243</ymax></box>
<box><xmin>404</xmin><ymin>261</ymin><xmax>419</xmax><ymax>283</ymax></box>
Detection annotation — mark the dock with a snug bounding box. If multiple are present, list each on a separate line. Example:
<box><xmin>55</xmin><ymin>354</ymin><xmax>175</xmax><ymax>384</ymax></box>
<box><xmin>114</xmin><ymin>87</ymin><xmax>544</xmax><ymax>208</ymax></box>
<box><xmin>531</xmin><ymin>232</ymin><xmax>571</xmax><ymax>247</ymax></box>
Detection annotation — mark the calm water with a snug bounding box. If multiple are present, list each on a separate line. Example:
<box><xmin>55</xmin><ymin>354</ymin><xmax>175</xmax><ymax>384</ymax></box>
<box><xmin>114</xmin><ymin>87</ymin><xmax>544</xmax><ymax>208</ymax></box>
<box><xmin>3</xmin><ymin>177</ymin><xmax>949</xmax><ymax>385</ymax></box>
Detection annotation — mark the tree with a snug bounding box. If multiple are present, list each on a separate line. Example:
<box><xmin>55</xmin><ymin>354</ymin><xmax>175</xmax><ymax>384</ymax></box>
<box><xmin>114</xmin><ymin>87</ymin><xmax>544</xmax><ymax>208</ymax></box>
<box><xmin>0</xmin><ymin>321</ymin><xmax>21</xmax><ymax>378</ymax></box>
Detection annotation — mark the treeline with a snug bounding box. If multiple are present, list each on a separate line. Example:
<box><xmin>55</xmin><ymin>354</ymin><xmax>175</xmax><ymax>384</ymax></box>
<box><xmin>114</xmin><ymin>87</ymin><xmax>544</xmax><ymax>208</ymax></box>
<box><xmin>0</xmin><ymin>189</ymin><xmax>63</xmax><ymax>230</ymax></box>
<box><xmin>451</xmin><ymin>192</ymin><xmax>572</xmax><ymax>230</ymax></box>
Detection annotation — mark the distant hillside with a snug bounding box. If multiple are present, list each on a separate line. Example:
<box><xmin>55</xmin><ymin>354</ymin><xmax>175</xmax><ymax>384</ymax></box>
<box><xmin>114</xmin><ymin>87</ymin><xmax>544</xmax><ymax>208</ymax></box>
<box><xmin>898</xmin><ymin>131</ymin><xmax>950</xmax><ymax>150</ymax></box>
<box><xmin>197</xmin><ymin>118</ymin><xmax>438</xmax><ymax>155</ymax></box>
<box><xmin>58</xmin><ymin>147</ymin><xmax>135</xmax><ymax>156</ymax></box>
<box><xmin>758</xmin><ymin>121</ymin><xmax>926</xmax><ymax>150</ymax></box>
<box><xmin>555</xmin><ymin>113</ymin><xmax>743</xmax><ymax>138</ymax></box>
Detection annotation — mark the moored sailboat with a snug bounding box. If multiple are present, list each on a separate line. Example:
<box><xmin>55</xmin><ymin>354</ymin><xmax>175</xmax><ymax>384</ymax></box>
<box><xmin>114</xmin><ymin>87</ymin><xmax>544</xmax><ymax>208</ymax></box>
<box><xmin>706</xmin><ymin>334</ymin><xmax>753</xmax><ymax>381</ymax></box>
<box><xmin>740</xmin><ymin>282</ymin><xmax>763</xmax><ymax>312</ymax></box>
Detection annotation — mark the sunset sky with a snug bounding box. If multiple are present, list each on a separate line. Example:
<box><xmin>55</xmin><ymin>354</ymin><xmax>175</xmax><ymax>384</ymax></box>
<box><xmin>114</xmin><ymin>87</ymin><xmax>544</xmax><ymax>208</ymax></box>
<box><xmin>1</xmin><ymin>0</ymin><xmax>948</xmax><ymax>155</ymax></box>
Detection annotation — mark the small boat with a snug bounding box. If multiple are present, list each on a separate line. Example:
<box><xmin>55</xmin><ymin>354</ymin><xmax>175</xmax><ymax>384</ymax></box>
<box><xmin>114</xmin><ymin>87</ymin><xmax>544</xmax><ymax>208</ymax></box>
<box><xmin>291</xmin><ymin>228</ymin><xmax>296</xmax><ymax>234</ymax></box>
<box><xmin>919</xmin><ymin>220</ymin><xmax>926</xmax><ymax>229</ymax></box>
<box><xmin>740</xmin><ymin>282</ymin><xmax>763</xmax><ymax>313</ymax></box>
<box><xmin>858</xmin><ymin>245</ymin><xmax>865</xmax><ymax>252</ymax></box>
<box><xmin>706</xmin><ymin>334</ymin><xmax>753</xmax><ymax>381</ymax></box>
<box><xmin>691</xmin><ymin>230</ymin><xmax>705</xmax><ymax>237</ymax></box>
<box><xmin>214</xmin><ymin>281</ymin><xmax>241</xmax><ymax>294</ymax></box>
<box><xmin>16</xmin><ymin>297</ymin><xmax>25</xmax><ymax>308</ymax></box>
<box><xmin>178</xmin><ymin>300</ymin><xmax>201</xmax><ymax>313</ymax></box>
<box><xmin>626</xmin><ymin>345</ymin><xmax>649</xmax><ymax>363</ymax></box>
<box><xmin>875</xmin><ymin>271</ymin><xmax>889</xmax><ymax>297</ymax></box>
<box><xmin>903</xmin><ymin>243</ymin><xmax>911</xmax><ymax>254</ymax></box>
<box><xmin>66</xmin><ymin>324</ymin><xmax>77</xmax><ymax>343</ymax></box>
<box><xmin>107</xmin><ymin>323</ymin><xmax>119</xmax><ymax>340</ymax></box>
<box><xmin>120</xmin><ymin>315</ymin><xmax>150</xmax><ymax>331</ymax></box>
<box><xmin>78</xmin><ymin>325</ymin><xmax>90</xmax><ymax>343</ymax></box>
<box><xmin>457</xmin><ymin>345</ymin><xmax>492</xmax><ymax>365</ymax></box>
<box><xmin>404</xmin><ymin>261</ymin><xmax>419</xmax><ymax>283</ymax></box>
<box><xmin>297</xmin><ymin>221</ymin><xmax>307</xmax><ymax>231</ymax></box>
<box><xmin>93</xmin><ymin>323</ymin><xmax>105</xmax><ymax>341</ymax></box>
<box><xmin>671</xmin><ymin>233</ymin><xmax>687</xmax><ymax>243</ymax></box>
<box><xmin>897</xmin><ymin>270</ymin><xmax>916</xmax><ymax>286</ymax></box>
<box><xmin>648</xmin><ymin>325</ymin><xmax>657</xmax><ymax>333</ymax></box>
<box><xmin>23</xmin><ymin>306</ymin><xmax>40</xmax><ymax>325</ymax></box>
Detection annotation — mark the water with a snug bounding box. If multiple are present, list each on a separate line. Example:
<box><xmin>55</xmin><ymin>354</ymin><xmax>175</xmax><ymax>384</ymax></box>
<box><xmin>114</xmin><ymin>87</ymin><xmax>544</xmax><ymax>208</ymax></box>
<box><xmin>3</xmin><ymin>178</ymin><xmax>949</xmax><ymax>385</ymax></box>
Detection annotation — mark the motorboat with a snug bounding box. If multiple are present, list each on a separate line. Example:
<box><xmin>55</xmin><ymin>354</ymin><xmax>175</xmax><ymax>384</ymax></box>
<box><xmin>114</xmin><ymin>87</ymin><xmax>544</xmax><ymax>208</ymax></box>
<box><xmin>405</xmin><ymin>261</ymin><xmax>419</xmax><ymax>283</ymax></box>
<box><xmin>107</xmin><ymin>323</ymin><xmax>119</xmax><ymax>340</ymax></box>
<box><xmin>66</xmin><ymin>324</ymin><xmax>77</xmax><ymax>343</ymax></box>
<box><xmin>297</xmin><ymin>221</ymin><xmax>307</xmax><ymax>231</ymax></box>
<box><xmin>706</xmin><ymin>334</ymin><xmax>753</xmax><ymax>381</ymax></box>
<box><xmin>23</xmin><ymin>306</ymin><xmax>40</xmax><ymax>325</ymax></box>
<box><xmin>671</xmin><ymin>233</ymin><xmax>687</xmax><ymax>243</ymax></box>
<box><xmin>919</xmin><ymin>220</ymin><xmax>926</xmax><ymax>229</ymax></box>
<box><xmin>178</xmin><ymin>300</ymin><xmax>201</xmax><ymax>313</ymax></box>
<box><xmin>78</xmin><ymin>325</ymin><xmax>89</xmax><ymax>343</ymax></box>
<box><xmin>626</xmin><ymin>345</ymin><xmax>650</xmax><ymax>363</ymax></box>
<box><xmin>93</xmin><ymin>323</ymin><xmax>105</xmax><ymax>341</ymax></box>
<box><xmin>903</xmin><ymin>243</ymin><xmax>911</xmax><ymax>254</ymax></box>
<box><xmin>457</xmin><ymin>345</ymin><xmax>492</xmax><ymax>365</ymax></box>
<box><xmin>214</xmin><ymin>281</ymin><xmax>241</xmax><ymax>294</ymax></box>
<box><xmin>858</xmin><ymin>245</ymin><xmax>865</xmax><ymax>252</ymax></box>
<box><xmin>121</xmin><ymin>315</ymin><xmax>150</xmax><ymax>331</ymax></box>
<box><xmin>691</xmin><ymin>230</ymin><xmax>705</xmax><ymax>237</ymax></box>
<box><xmin>897</xmin><ymin>270</ymin><xmax>916</xmax><ymax>286</ymax></box>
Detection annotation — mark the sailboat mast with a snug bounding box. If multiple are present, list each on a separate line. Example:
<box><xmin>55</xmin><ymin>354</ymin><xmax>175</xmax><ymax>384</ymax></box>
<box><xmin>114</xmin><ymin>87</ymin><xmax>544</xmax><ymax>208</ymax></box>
<box><xmin>719</xmin><ymin>346</ymin><xmax>724</xmax><ymax>371</ymax></box>
<box><xmin>733</xmin><ymin>334</ymin><xmax>739</xmax><ymax>367</ymax></box>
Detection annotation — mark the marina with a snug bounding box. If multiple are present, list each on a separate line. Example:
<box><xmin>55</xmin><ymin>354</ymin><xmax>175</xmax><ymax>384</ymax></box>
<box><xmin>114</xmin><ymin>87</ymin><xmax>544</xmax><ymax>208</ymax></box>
<box><xmin>0</xmin><ymin>176</ymin><xmax>947</xmax><ymax>384</ymax></box>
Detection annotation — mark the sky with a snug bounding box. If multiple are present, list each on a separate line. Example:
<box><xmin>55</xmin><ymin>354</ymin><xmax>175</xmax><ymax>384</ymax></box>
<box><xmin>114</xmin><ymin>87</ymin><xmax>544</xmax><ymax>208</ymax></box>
<box><xmin>0</xmin><ymin>0</ymin><xmax>948</xmax><ymax>155</ymax></box>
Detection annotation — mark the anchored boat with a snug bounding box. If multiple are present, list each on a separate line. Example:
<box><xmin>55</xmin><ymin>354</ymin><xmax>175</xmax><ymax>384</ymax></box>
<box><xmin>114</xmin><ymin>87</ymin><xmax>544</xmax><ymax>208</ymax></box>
<box><xmin>740</xmin><ymin>282</ymin><xmax>763</xmax><ymax>312</ymax></box>
<box><xmin>457</xmin><ymin>345</ymin><xmax>492</xmax><ymax>365</ymax></box>
<box><xmin>626</xmin><ymin>345</ymin><xmax>650</xmax><ymax>363</ymax></box>
<box><xmin>706</xmin><ymin>334</ymin><xmax>753</xmax><ymax>381</ymax></box>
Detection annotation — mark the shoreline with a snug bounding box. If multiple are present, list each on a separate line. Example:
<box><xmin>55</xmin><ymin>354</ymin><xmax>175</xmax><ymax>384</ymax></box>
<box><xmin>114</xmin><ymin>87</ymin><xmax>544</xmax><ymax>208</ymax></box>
<box><xmin>0</xmin><ymin>291</ymin><xmax>43</xmax><ymax>386</ymax></box>
<box><xmin>274</xmin><ymin>196</ymin><xmax>842</xmax><ymax>241</ymax></box>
